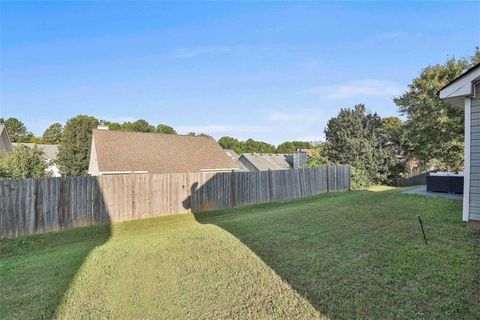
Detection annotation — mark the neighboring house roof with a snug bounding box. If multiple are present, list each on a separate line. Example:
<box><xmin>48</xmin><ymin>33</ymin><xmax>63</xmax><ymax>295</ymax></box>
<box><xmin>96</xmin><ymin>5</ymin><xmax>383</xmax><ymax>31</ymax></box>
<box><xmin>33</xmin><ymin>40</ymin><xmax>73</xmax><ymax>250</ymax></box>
<box><xmin>224</xmin><ymin>149</ymin><xmax>250</xmax><ymax>171</ymax></box>
<box><xmin>438</xmin><ymin>63</ymin><xmax>480</xmax><ymax>107</ymax></box>
<box><xmin>12</xmin><ymin>143</ymin><xmax>59</xmax><ymax>161</ymax></box>
<box><xmin>0</xmin><ymin>124</ymin><xmax>13</xmax><ymax>154</ymax></box>
<box><xmin>239</xmin><ymin>153</ymin><xmax>294</xmax><ymax>171</ymax></box>
<box><xmin>225</xmin><ymin>149</ymin><xmax>240</xmax><ymax>160</ymax></box>
<box><xmin>91</xmin><ymin>129</ymin><xmax>240</xmax><ymax>174</ymax></box>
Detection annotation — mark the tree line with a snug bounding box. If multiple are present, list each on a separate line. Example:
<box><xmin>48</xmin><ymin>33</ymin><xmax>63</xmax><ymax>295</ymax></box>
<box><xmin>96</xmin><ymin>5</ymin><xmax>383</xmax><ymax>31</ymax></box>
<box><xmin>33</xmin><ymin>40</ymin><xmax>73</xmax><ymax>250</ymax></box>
<box><xmin>218</xmin><ymin>137</ymin><xmax>314</xmax><ymax>154</ymax></box>
<box><xmin>1</xmin><ymin>48</ymin><xmax>479</xmax><ymax>186</ymax></box>
<box><xmin>0</xmin><ymin>115</ymin><xmax>314</xmax><ymax>178</ymax></box>
<box><xmin>0</xmin><ymin>117</ymin><xmax>178</xmax><ymax>145</ymax></box>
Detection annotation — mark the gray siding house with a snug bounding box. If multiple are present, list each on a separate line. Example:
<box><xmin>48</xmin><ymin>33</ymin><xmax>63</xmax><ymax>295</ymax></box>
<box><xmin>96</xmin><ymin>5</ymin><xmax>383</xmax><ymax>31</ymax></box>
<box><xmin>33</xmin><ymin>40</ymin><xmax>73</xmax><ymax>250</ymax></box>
<box><xmin>439</xmin><ymin>62</ymin><xmax>480</xmax><ymax>229</ymax></box>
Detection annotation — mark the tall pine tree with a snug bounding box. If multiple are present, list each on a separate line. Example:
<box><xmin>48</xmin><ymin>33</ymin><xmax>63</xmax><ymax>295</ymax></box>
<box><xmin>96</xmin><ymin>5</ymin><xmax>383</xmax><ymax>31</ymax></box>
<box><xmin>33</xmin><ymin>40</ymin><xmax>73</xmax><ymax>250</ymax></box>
<box><xmin>57</xmin><ymin>115</ymin><xmax>98</xmax><ymax>176</ymax></box>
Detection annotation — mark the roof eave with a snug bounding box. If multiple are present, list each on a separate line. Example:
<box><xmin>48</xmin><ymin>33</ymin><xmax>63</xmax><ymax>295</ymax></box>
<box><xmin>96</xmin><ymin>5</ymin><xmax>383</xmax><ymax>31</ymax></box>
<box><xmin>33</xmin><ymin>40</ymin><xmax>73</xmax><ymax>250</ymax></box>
<box><xmin>438</xmin><ymin>64</ymin><xmax>480</xmax><ymax>101</ymax></box>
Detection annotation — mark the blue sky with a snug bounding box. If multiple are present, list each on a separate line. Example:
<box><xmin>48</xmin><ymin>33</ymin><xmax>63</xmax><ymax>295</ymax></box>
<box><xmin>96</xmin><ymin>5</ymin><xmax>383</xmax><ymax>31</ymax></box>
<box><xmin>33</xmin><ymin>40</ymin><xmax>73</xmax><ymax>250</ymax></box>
<box><xmin>1</xmin><ymin>1</ymin><xmax>479</xmax><ymax>144</ymax></box>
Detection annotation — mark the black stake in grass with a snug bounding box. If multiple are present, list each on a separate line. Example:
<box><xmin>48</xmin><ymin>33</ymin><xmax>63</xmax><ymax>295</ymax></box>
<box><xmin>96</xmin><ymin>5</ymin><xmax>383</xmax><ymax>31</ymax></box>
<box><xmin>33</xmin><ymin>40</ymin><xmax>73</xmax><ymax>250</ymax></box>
<box><xmin>418</xmin><ymin>216</ymin><xmax>427</xmax><ymax>245</ymax></box>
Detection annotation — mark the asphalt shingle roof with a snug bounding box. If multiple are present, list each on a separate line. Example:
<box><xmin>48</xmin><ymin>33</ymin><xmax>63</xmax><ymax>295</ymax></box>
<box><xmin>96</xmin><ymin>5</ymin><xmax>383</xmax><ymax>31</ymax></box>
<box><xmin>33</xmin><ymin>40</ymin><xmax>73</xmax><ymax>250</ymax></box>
<box><xmin>240</xmin><ymin>153</ymin><xmax>293</xmax><ymax>171</ymax></box>
<box><xmin>93</xmin><ymin>129</ymin><xmax>239</xmax><ymax>173</ymax></box>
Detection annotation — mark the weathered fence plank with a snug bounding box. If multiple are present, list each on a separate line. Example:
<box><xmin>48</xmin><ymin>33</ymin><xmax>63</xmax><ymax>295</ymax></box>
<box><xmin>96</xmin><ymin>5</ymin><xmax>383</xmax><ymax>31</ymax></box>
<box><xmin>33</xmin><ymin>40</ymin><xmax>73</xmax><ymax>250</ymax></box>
<box><xmin>0</xmin><ymin>165</ymin><xmax>350</xmax><ymax>238</ymax></box>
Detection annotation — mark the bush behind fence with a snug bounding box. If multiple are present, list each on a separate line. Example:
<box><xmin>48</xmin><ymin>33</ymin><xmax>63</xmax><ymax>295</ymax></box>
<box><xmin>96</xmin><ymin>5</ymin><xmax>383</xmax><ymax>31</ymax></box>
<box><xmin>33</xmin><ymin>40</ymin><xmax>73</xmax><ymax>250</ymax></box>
<box><xmin>0</xmin><ymin>165</ymin><xmax>350</xmax><ymax>238</ymax></box>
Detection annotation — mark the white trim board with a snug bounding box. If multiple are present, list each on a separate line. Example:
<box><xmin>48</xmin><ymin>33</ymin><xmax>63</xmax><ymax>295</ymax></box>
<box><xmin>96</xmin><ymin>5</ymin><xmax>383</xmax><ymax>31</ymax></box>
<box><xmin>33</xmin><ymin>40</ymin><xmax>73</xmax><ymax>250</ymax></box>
<box><xmin>463</xmin><ymin>97</ymin><xmax>471</xmax><ymax>222</ymax></box>
<box><xmin>100</xmin><ymin>171</ymin><xmax>149</xmax><ymax>175</ymax></box>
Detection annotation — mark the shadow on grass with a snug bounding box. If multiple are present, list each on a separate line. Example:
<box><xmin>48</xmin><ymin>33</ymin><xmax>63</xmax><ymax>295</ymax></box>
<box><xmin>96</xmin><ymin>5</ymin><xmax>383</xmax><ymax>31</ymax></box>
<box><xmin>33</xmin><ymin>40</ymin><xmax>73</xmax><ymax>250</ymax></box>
<box><xmin>193</xmin><ymin>189</ymin><xmax>478</xmax><ymax>319</ymax></box>
<box><xmin>0</xmin><ymin>177</ymin><xmax>112</xmax><ymax>320</ymax></box>
<box><xmin>0</xmin><ymin>224</ymin><xmax>111</xmax><ymax>319</ymax></box>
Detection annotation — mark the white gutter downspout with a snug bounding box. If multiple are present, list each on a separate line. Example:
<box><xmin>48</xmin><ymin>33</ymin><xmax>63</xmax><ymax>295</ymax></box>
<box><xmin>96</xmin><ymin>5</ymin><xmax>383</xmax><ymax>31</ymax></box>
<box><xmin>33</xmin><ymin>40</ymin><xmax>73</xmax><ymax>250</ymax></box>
<box><xmin>463</xmin><ymin>97</ymin><xmax>471</xmax><ymax>222</ymax></box>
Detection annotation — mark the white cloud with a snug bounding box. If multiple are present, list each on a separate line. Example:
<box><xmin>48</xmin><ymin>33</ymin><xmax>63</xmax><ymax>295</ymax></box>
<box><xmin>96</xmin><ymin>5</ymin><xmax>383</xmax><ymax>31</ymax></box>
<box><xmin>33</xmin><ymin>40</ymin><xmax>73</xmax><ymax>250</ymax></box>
<box><xmin>313</xmin><ymin>79</ymin><xmax>403</xmax><ymax>100</ymax></box>
<box><xmin>171</xmin><ymin>46</ymin><xmax>234</xmax><ymax>58</ymax></box>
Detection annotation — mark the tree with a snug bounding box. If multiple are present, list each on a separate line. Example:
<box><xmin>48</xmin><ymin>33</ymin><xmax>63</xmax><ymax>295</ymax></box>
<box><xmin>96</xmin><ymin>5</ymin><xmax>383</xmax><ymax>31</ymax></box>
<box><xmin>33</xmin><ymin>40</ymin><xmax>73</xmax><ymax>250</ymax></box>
<box><xmin>156</xmin><ymin>124</ymin><xmax>176</xmax><ymax>134</ymax></box>
<box><xmin>394</xmin><ymin>48</ymin><xmax>480</xmax><ymax>171</ymax></box>
<box><xmin>42</xmin><ymin>123</ymin><xmax>63</xmax><ymax>144</ymax></box>
<box><xmin>380</xmin><ymin>117</ymin><xmax>407</xmax><ymax>180</ymax></box>
<box><xmin>293</xmin><ymin>141</ymin><xmax>313</xmax><ymax>150</ymax></box>
<box><xmin>121</xmin><ymin>120</ymin><xmax>155</xmax><ymax>132</ymax></box>
<box><xmin>105</xmin><ymin>121</ymin><xmax>122</xmax><ymax>131</ymax></box>
<box><xmin>277</xmin><ymin>142</ymin><xmax>295</xmax><ymax>153</ymax></box>
<box><xmin>29</xmin><ymin>136</ymin><xmax>44</xmax><ymax>144</ymax></box>
<box><xmin>0</xmin><ymin>117</ymin><xmax>34</xmax><ymax>142</ymax></box>
<box><xmin>306</xmin><ymin>143</ymin><xmax>330</xmax><ymax>167</ymax></box>
<box><xmin>0</xmin><ymin>145</ymin><xmax>47</xmax><ymax>179</ymax></box>
<box><xmin>218</xmin><ymin>136</ymin><xmax>245</xmax><ymax>154</ymax></box>
<box><xmin>218</xmin><ymin>136</ymin><xmax>278</xmax><ymax>154</ymax></box>
<box><xmin>243</xmin><ymin>139</ymin><xmax>276</xmax><ymax>153</ymax></box>
<box><xmin>57</xmin><ymin>115</ymin><xmax>98</xmax><ymax>176</ymax></box>
<box><xmin>277</xmin><ymin>141</ymin><xmax>314</xmax><ymax>153</ymax></box>
<box><xmin>381</xmin><ymin>117</ymin><xmax>403</xmax><ymax>143</ymax></box>
<box><xmin>185</xmin><ymin>132</ymin><xmax>213</xmax><ymax>138</ymax></box>
<box><xmin>196</xmin><ymin>133</ymin><xmax>213</xmax><ymax>138</ymax></box>
<box><xmin>322</xmin><ymin>104</ymin><xmax>401</xmax><ymax>186</ymax></box>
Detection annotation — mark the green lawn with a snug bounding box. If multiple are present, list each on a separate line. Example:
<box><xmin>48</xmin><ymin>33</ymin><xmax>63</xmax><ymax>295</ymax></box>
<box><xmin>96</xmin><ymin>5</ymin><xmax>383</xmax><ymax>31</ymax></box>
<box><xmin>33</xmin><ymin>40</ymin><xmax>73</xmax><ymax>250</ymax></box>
<box><xmin>1</xmin><ymin>188</ymin><xmax>479</xmax><ymax>319</ymax></box>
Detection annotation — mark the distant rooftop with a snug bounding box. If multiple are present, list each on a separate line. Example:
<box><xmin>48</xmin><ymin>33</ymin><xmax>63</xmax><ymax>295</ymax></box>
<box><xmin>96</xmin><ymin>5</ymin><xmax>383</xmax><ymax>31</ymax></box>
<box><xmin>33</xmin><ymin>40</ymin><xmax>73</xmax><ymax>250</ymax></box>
<box><xmin>0</xmin><ymin>124</ymin><xmax>13</xmax><ymax>153</ymax></box>
<box><xmin>238</xmin><ymin>153</ymin><xmax>297</xmax><ymax>171</ymax></box>
<box><xmin>225</xmin><ymin>149</ymin><xmax>240</xmax><ymax>160</ymax></box>
<box><xmin>12</xmin><ymin>143</ymin><xmax>59</xmax><ymax>161</ymax></box>
<box><xmin>92</xmin><ymin>130</ymin><xmax>240</xmax><ymax>174</ymax></box>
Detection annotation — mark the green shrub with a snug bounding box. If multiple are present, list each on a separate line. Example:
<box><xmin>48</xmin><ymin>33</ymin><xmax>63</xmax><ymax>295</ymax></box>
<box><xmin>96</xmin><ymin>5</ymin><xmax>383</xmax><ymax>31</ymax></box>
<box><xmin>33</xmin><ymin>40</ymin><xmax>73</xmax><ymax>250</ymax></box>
<box><xmin>351</xmin><ymin>166</ymin><xmax>371</xmax><ymax>190</ymax></box>
<box><xmin>0</xmin><ymin>145</ymin><xmax>47</xmax><ymax>179</ymax></box>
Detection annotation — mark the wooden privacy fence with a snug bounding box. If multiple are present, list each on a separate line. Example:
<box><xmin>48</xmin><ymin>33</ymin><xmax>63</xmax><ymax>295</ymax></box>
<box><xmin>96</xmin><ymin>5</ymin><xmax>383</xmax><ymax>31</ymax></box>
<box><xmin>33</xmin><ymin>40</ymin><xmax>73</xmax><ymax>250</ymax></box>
<box><xmin>0</xmin><ymin>165</ymin><xmax>350</xmax><ymax>238</ymax></box>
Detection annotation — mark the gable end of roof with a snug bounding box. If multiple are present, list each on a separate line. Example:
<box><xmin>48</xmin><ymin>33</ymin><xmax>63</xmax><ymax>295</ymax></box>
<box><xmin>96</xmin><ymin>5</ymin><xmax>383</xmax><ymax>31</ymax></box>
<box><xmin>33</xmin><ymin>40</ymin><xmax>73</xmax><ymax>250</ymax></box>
<box><xmin>438</xmin><ymin>63</ymin><xmax>480</xmax><ymax>100</ymax></box>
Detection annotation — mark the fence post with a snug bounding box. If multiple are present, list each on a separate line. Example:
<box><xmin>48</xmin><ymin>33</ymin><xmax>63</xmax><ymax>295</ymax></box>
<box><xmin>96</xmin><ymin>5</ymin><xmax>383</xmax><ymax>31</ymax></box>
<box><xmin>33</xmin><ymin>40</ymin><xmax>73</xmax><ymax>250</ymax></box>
<box><xmin>268</xmin><ymin>169</ymin><xmax>273</xmax><ymax>202</ymax></box>
<box><xmin>58</xmin><ymin>177</ymin><xmax>66</xmax><ymax>230</ymax></box>
<box><xmin>131</xmin><ymin>174</ymin><xmax>136</xmax><ymax>218</ymax></box>
<box><xmin>231</xmin><ymin>171</ymin><xmax>237</xmax><ymax>208</ymax></box>
<box><xmin>326</xmin><ymin>166</ymin><xmax>330</xmax><ymax>192</ymax></box>
<box><xmin>347</xmin><ymin>165</ymin><xmax>351</xmax><ymax>190</ymax></box>
<box><xmin>298</xmin><ymin>168</ymin><xmax>304</xmax><ymax>198</ymax></box>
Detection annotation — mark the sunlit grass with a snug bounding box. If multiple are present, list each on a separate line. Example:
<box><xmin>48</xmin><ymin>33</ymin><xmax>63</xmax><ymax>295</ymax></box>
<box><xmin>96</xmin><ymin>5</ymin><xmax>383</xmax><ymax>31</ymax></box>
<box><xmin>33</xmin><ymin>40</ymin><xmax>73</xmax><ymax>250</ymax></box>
<box><xmin>368</xmin><ymin>184</ymin><xmax>398</xmax><ymax>192</ymax></box>
<box><xmin>1</xmin><ymin>188</ymin><xmax>479</xmax><ymax>319</ymax></box>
